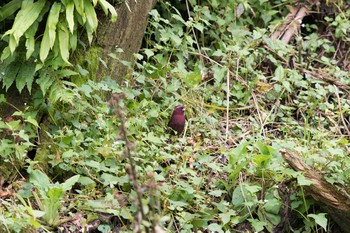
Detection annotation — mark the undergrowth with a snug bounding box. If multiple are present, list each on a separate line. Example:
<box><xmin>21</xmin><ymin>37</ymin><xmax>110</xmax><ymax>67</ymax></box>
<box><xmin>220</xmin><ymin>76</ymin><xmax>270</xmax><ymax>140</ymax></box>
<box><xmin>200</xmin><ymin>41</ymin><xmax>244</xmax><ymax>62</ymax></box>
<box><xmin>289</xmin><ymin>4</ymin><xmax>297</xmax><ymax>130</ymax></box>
<box><xmin>1</xmin><ymin>0</ymin><xmax>350</xmax><ymax>232</ymax></box>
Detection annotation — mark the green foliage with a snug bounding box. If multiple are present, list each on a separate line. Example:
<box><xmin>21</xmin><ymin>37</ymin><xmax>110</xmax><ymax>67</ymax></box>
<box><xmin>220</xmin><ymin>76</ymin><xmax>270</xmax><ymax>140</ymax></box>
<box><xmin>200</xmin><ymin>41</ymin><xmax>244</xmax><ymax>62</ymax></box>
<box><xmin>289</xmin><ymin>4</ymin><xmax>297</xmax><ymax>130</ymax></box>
<box><xmin>0</xmin><ymin>0</ymin><xmax>117</xmax><ymax>92</ymax></box>
<box><xmin>1</xmin><ymin>0</ymin><xmax>349</xmax><ymax>232</ymax></box>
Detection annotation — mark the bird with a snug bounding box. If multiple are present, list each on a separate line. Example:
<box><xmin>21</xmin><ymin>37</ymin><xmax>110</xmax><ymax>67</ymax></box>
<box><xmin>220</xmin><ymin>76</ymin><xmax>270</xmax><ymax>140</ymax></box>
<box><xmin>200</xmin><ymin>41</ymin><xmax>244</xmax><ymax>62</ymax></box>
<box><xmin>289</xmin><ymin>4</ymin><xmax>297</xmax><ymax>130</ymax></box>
<box><xmin>168</xmin><ymin>105</ymin><xmax>186</xmax><ymax>135</ymax></box>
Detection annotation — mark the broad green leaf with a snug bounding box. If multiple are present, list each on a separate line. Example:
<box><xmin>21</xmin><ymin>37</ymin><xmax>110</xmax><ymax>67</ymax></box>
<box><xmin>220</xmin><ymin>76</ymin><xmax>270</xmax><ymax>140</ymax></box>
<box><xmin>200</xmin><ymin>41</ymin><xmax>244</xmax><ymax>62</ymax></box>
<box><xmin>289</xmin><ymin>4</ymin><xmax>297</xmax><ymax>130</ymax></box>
<box><xmin>1</xmin><ymin>46</ymin><xmax>11</xmax><ymax>61</ymax></box>
<box><xmin>145</xmin><ymin>132</ymin><xmax>162</xmax><ymax>144</ymax></box>
<box><xmin>74</xmin><ymin>0</ymin><xmax>86</xmax><ymax>23</ymax></box>
<box><xmin>66</xmin><ymin>2</ymin><xmax>75</xmax><ymax>33</ymax></box>
<box><xmin>98</xmin><ymin>0</ymin><xmax>117</xmax><ymax>22</ymax></box>
<box><xmin>253</xmin><ymin>154</ymin><xmax>272</xmax><ymax>168</ymax></box>
<box><xmin>273</xmin><ymin>65</ymin><xmax>284</xmax><ymax>82</ymax></box>
<box><xmin>84</xmin><ymin>0</ymin><xmax>98</xmax><ymax>44</ymax></box>
<box><xmin>47</xmin><ymin>187</ymin><xmax>64</xmax><ymax>199</ymax></box>
<box><xmin>25</xmin><ymin>35</ymin><xmax>35</xmax><ymax>60</ymax></box>
<box><xmin>144</xmin><ymin>49</ymin><xmax>154</xmax><ymax>59</ymax></box>
<box><xmin>3</xmin><ymin>0</ymin><xmax>46</xmax><ymax>52</ymax></box>
<box><xmin>6</xmin><ymin>120</ymin><xmax>21</xmax><ymax>130</ymax></box>
<box><xmin>208</xmin><ymin>190</ymin><xmax>224</xmax><ymax>197</ymax></box>
<box><xmin>193</xmin><ymin>22</ymin><xmax>204</xmax><ymax>32</ymax></box>
<box><xmin>0</xmin><ymin>0</ymin><xmax>22</xmax><ymax>22</ymax></box>
<box><xmin>255</xmin><ymin>141</ymin><xmax>271</xmax><ymax>155</ymax></box>
<box><xmin>297</xmin><ymin>174</ymin><xmax>314</xmax><ymax>186</ymax></box>
<box><xmin>79</xmin><ymin>176</ymin><xmax>95</xmax><ymax>186</ymax></box>
<box><xmin>31</xmin><ymin>210</ymin><xmax>45</xmax><ymax>218</ymax></box>
<box><xmin>249</xmin><ymin>218</ymin><xmax>266</xmax><ymax>232</ymax></box>
<box><xmin>24</xmin><ymin>21</ymin><xmax>39</xmax><ymax>59</ymax></box>
<box><xmin>308</xmin><ymin>213</ymin><xmax>328</xmax><ymax>231</ymax></box>
<box><xmin>58</xmin><ymin>23</ymin><xmax>71</xmax><ymax>64</ymax></box>
<box><xmin>30</xmin><ymin>170</ymin><xmax>51</xmax><ymax>190</ymax></box>
<box><xmin>244</xmin><ymin>184</ymin><xmax>261</xmax><ymax>194</ymax></box>
<box><xmin>25</xmin><ymin>116</ymin><xmax>40</xmax><ymax>128</ymax></box>
<box><xmin>70</xmin><ymin>29</ymin><xmax>78</xmax><ymax>50</ymax></box>
<box><xmin>57</xmin><ymin>69</ymin><xmax>78</xmax><ymax>77</ymax></box>
<box><xmin>85</xmin><ymin>19</ymin><xmax>94</xmax><ymax>44</ymax></box>
<box><xmin>212</xmin><ymin>65</ymin><xmax>226</xmax><ymax>84</ymax></box>
<box><xmin>62</xmin><ymin>175</ymin><xmax>80</xmax><ymax>191</ymax></box>
<box><xmin>40</xmin><ymin>2</ymin><xmax>62</xmax><ymax>62</ymax></box>
<box><xmin>9</xmin><ymin>34</ymin><xmax>17</xmax><ymax>54</ymax></box>
<box><xmin>184</xmin><ymin>69</ymin><xmax>201</xmax><ymax>88</ymax></box>
<box><xmin>207</xmin><ymin>223</ymin><xmax>223</xmax><ymax>232</ymax></box>
<box><xmin>101</xmin><ymin>173</ymin><xmax>119</xmax><ymax>185</ymax></box>
<box><xmin>79</xmin><ymin>84</ymin><xmax>93</xmax><ymax>97</ymax></box>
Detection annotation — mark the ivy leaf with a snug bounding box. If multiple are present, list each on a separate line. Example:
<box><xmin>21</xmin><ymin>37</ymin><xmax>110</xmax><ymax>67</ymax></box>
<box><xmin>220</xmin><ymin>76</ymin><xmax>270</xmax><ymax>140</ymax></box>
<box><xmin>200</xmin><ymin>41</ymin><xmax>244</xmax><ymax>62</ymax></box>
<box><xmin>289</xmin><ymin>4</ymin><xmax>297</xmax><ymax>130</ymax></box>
<box><xmin>297</xmin><ymin>174</ymin><xmax>314</xmax><ymax>186</ymax></box>
<box><xmin>25</xmin><ymin>116</ymin><xmax>40</xmax><ymax>128</ymax></box>
<box><xmin>184</xmin><ymin>68</ymin><xmax>201</xmax><ymax>88</ymax></box>
<box><xmin>273</xmin><ymin>65</ymin><xmax>284</xmax><ymax>82</ymax></box>
<box><xmin>308</xmin><ymin>213</ymin><xmax>328</xmax><ymax>231</ymax></box>
<box><xmin>145</xmin><ymin>132</ymin><xmax>162</xmax><ymax>144</ymax></box>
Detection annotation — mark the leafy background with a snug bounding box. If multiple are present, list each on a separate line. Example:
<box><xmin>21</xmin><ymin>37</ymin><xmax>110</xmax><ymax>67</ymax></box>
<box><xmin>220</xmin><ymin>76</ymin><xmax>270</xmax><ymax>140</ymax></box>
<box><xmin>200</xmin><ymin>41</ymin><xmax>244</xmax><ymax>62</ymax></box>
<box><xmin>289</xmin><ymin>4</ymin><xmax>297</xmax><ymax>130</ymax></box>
<box><xmin>0</xmin><ymin>0</ymin><xmax>350</xmax><ymax>232</ymax></box>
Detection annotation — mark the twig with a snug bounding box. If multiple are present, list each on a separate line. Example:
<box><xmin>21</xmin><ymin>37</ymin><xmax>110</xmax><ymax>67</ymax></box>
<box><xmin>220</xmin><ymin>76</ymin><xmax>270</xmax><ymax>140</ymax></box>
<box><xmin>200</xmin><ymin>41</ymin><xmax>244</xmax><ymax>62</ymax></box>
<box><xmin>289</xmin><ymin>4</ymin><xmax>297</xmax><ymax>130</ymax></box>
<box><xmin>270</xmin><ymin>5</ymin><xmax>308</xmax><ymax>44</ymax></box>
<box><xmin>185</xmin><ymin>0</ymin><xmax>205</xmax><ymax>65</ymax></box>
<box><xmin>110</xmin><ymin>94</ymin><xmax>147</xmax><ymax>233</ymax></box>
<box><xmin>225</xmin><ymin>68</ymin><xmax>230</xmax><ymax>143</ymax></box>
<box><xmin>334</xmin><ymin>87</ymin><xmax>350</xmax><ymax>139</ymax></box>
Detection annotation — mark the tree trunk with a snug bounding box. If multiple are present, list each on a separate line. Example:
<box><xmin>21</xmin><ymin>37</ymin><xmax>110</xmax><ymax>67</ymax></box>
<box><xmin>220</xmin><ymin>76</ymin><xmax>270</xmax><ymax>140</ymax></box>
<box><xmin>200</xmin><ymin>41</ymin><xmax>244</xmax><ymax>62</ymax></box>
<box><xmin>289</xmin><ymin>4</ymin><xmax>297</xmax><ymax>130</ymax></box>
<box><xmin>95</xmin><ymin>0</ymin><xmax>156</xmax><ymax>82</ymax></box>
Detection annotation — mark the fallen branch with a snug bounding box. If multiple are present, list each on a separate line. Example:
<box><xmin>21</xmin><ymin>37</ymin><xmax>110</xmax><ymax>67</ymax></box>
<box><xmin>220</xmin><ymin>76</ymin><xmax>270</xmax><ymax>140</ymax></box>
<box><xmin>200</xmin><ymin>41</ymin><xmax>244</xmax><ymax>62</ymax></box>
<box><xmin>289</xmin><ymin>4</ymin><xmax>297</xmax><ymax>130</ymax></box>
<box><xmin>271</xmin><ymin>5</ymin><xmax>308</xmax><ymax>44</ymax></box>
<box><xmin>281</xmin><ymin>149</ymin><xmax>350</xmax><ymax>233</ymax></box>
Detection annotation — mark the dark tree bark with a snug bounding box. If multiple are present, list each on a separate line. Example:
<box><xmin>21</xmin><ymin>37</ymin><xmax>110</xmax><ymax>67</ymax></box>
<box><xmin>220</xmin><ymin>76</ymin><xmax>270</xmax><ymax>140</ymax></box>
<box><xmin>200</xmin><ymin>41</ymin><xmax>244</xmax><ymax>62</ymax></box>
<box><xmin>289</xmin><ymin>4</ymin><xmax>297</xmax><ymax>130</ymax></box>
<box><xmin>95</xmin><ymin>0</ymin><xmax>157</xmax><ymax>82</ymax></box>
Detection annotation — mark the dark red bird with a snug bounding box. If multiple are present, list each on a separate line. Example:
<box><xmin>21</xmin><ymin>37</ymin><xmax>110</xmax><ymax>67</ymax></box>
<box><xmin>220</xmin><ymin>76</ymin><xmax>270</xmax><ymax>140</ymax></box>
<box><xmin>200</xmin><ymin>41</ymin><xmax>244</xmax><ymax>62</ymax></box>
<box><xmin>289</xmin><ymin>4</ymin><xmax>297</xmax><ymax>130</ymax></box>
<box><xmin>168</xmin><ymin>105</ymin><xmax>185</xmax><ymax>135</ymax></box>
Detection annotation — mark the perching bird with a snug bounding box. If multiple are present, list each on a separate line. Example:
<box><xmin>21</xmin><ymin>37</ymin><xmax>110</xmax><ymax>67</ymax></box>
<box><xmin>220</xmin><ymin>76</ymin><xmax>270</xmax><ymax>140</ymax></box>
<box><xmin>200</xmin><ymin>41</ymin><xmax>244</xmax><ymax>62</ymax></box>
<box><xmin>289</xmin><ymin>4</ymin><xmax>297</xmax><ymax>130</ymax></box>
<box><xmin>168</xmin><ymin>105</ymin><xmax>185</xmax><ymax>135</ymax></box>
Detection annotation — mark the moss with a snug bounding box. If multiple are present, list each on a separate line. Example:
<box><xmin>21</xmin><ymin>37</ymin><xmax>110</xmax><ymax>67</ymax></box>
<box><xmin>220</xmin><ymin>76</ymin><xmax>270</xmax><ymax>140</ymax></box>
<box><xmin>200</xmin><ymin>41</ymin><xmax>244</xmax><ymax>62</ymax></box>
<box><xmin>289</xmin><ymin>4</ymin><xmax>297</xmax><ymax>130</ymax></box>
<box><xmin>70</xmin><ymin>46</ymin><xmax>105</xmax><ymax>85</ymax></box>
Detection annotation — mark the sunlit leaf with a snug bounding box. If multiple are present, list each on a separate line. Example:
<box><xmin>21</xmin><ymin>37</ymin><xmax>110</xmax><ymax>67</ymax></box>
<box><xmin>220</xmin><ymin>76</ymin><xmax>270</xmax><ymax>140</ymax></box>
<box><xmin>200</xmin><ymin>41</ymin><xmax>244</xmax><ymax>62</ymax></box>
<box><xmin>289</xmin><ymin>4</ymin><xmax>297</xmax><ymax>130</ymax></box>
<box><xmin>3</xmin><ymin>0</ymin><xmax>46</xmax><ymax>52</ymax></box>
<box><xmin>58</xmin><ymin>23</ymin><xmax>71</xmax><ymax>65</ymax></box>
<box><xmin>40</xmin><ymin>2</ymin><xmax>62</xmax><ymax>62</ymax></box>
<box><xmin>98</xmin><ymin>0</ymin><xmax>117</xmax><ymax>22</ymax></box>
<box><xmin>308</xmin><ymin>213</ymin><xmax>328</xmax><ymax>231</ymax></box>
<box><xmin>66</xmin><ymin>2</ymin><xmax>75</xmax><ymax>33</ymax></box>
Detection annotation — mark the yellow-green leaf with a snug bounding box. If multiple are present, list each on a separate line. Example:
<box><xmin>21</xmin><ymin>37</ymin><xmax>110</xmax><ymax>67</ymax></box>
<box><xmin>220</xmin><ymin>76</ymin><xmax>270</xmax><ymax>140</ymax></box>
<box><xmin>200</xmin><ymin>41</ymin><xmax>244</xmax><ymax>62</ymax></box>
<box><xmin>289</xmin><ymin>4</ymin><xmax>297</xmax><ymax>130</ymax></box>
<box><xmin>58</xmin><ymin>24</ymin><xmax>71</xmax><ymax>65</ymax></box>
<box><xmin>70</xmin><ymin>29</ymin><xmax>78</xmax><ymax>50</ymax></box>
<box><xmin>40</xmin><ymin>2</ymin><xmax>62</xmax><ymax>62</ymax></box>
<box><xmin>84</xmin><ymin>0</ymin><xmax>98</xmax><ymax>40</ymax></box>
<box><xmin>3</xmin><ymin>0</ymin><xmax>46</xmax><ymax>51</ymax></box>
<box><xmin>98</xmin><ymin>0</ymin><xmax>117</xmax><ymax>22</ymax></box>
<box><xmin>25</xmin><ymin>22</ymin><xmax>39</xmax><ymax>59</ymax></box>
<box><xmin>73</xmin><ymin>0</ymin><xmax>85</xmax><ymax>22</ymax></box>
<box><xmin>66</xmin><ymin>2</ymin><xmax>75</xmax><ymax>33</ymax></box>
